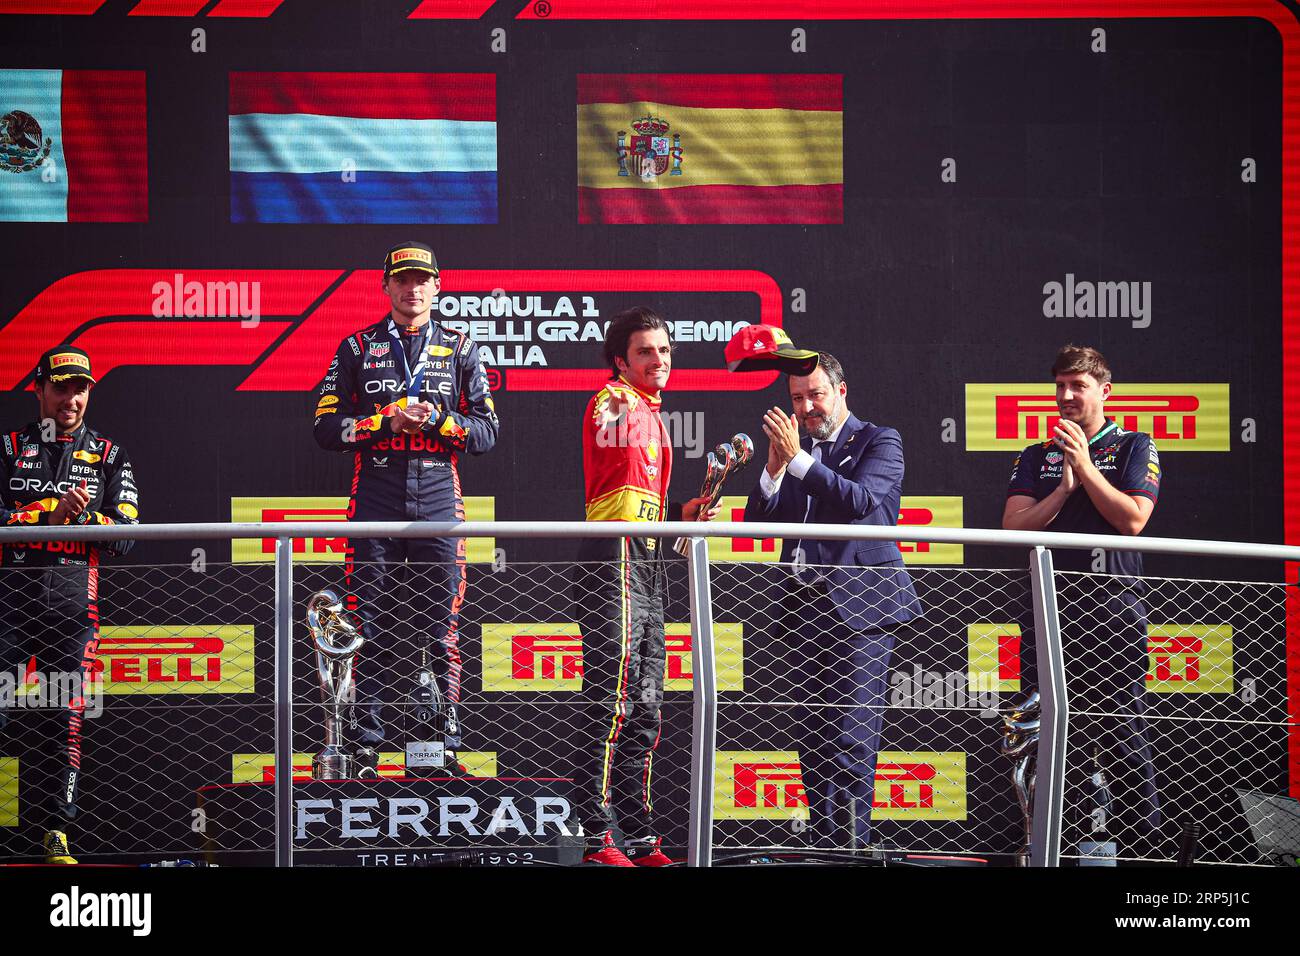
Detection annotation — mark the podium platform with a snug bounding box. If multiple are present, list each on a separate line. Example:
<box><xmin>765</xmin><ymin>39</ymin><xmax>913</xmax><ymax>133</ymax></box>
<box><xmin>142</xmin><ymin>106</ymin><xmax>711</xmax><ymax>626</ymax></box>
<box><xmin>197</xmin><ymin>774</ymin><xmax>584</xmax><ymax>866</ymax></box>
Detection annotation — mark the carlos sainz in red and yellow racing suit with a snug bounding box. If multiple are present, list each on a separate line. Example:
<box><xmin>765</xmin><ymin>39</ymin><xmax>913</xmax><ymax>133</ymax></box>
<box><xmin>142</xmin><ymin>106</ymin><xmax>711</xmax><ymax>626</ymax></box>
<box><xmin>314</xmin><ymin>245</ymin><xmax>498</xmax><ymax>771</ymax></box>
<box><xmin>573</xmin><ymin>307</ymin><xmax>715</xmax><ymax>866</ymax></box>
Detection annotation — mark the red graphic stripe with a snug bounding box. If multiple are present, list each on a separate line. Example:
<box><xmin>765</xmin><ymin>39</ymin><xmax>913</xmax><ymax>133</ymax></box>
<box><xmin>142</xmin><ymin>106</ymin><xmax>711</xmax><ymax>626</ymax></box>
<box><xmin>238</xmin><ymin>272</ymin><xmax>378</xmax><ymax>392</ymax></box>
<box><xmin>228</xmin><ymin>72</ymin><xmax>496</xmax><ymax>121</ymax></box>
<box><xmin>0</xmin><ymin>269</ymin><xmax>338</xmax><ymax>389</ymax></box>
<box><xmin>208</xmin><ymin>0</ymin><xmax>284</xmax><ymax>14</ymax></box>
<box><xmin>128</xmin><ymin>0</ymin><xmax>207</xmax><ymax>14</ymax></box>
<box><xmin>0</xmin><ymin>1</ymin><xmax>104</xmax><ymax>11</ymax></box>
<box><xmin>60</xmin><ymin>321</ymin><xmax>290</xmax><ymax>384</ymax></box>
<box><xmin>508</xmin><ymin>367</ymin><xmax>776</xmax><ymax>392</ymax></box>
<box><xmin>523</xmin><ymin>0</ymin><xmax>1285</xmax><ymax>18</ymax></box>
<box><xmin>579</xmin><ymin>184</ymin><xmax>842</xmax><ymax>224</ymax></box>
<box><xmin>62</xmin><ymin>71</ymin><xmax>148</xmax><ymax>222</ymax></box>
<box><xmin>578</xmin><ymin>73</ymin><xmax>841</xmax><ymax>110</ymax></box>
<box><xmin>447</xmin><ymin>462</ymin><xmax>466</xmax><ymax>704</ymax></box>
<box><xmin>408</xmin><ymin>0</ymin><xmax>495</xmax><ymax>17</ymax></box>
<box><xmin>239</xmin><ymin>268</ymin><xmax>782</xmax><ymax>392</ymax></box>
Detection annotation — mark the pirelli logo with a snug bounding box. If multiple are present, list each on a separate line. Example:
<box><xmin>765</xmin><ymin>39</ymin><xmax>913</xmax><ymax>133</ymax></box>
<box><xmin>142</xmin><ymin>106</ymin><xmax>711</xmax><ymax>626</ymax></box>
<box><xmin>714</xmin><ymin>751</ymin><xmax>808</xmax><ymax>821</ymax></box>
<box><xmin>872</xmin><ymin>752</ymin><xmax>966</xmax><ymax>820</ymax></box>
<box><xmin>1146</xmin><ymin>624</ymin><xmax>1234</xmax><ymax>693</ymax></box>
<box><xmin>50</xmin><ymin>352</ymin><xmax>90</xmax><ymax>370</ymax></box>
<box><xmin>0</xmin><ymin>758</ymin><xmax>16</xmax><ymax>828</ymax></box>
<box><xmin>480</xmin><ymin>623</ymin><xmax>744</xmax><ymax>692</ymax></box>
<box><xmin>231</xmin><ymin>751</ymin><xmax>498</xmax><ymax>783</ymax></box>
<box><xmin>967</xmin><ymin>623</ymin><xmax>1022</xmax><ymax>693</ymax></box>
<box><xmin>93</xmin><ymin>625</ymin><xmax>255</xmax><ymax>695</ymax></box>
<box><xmin>710</xmin><ymin>496</ymin><xmax>779</xmax><ymax>563</ymax></box>
<box><xmin>391</xmin><ymin>248</ymin><xmax>433</xmax><ymax>265</ymax></box>
<box><xmin>712</xmin><ymin>495</ymin><xmax>963</xmax><ymax>565</ymax></box>
<box><xmin>898</xmin><ymin>496</ymin><xmax>963</xmax><ymax>565</ymax></box>
<box><xmin>230</xmin><ymin>496</ymin><xmax>496</xmax><ymax>564</ymax></box>
<box><xmin>713</xmin><ymin>750</ymin><xmax>967</xmax><ymax>821</ymax></box>
<box><xmin>965</xmin><ymin>384</ymin><xmax>1230</xmax><ymax>451</ymax></box>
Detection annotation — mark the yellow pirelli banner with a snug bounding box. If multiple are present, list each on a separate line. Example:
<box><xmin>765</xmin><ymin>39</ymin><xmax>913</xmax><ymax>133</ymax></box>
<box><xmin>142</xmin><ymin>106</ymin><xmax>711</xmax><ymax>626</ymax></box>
<box><xmin>230</xmin><ymin>496</ymin><xmax>495</xmax><ymax>563</ymax></box>
<box><xmin>707</xmin><ymin>495</ymin><xmax>963</xmax><ymax>565</ymax></box>
<box><xmin>872</xmin><ymin>752</ymin><xmax>967</xmax><ymax>820</ymax></box>
<box><xmin>0</xmin><ymin>758</ymin><xmax>17</xmax><ymax>828</ymax></box>
<box><xmin>480</xmin><ymin>622</ymin><xmax>744</xmax><ymax>693</ymax></box>
<box><xmin>95</xmin><ymin>624</ymin><xmax>255</xmax><ymax>695</ymax></box>
<box><xmin>898</xmin><ymin>496</ymin><xmax>963</xmax><ymax>565</ymax></box>
<box><xmin>965</xmin><ymin>383</ymin><xmax>1230</xmax><ymax>452</ymax></box>
<box><xmin>967</xmin><ymin>623</ymin><xmax>1024</xmax><ymax>694</ymax></box>
<box><xmin>1146</xmin><ymin>624</ymin><xmax>1234</xmax><ymax>693</ymax></box>
<box><xmin>968</xmin><ymin>622</ymin><xmax>1235</xmax><ymax>694</ymax></box>
<box><xmin>712</xmin><ymin>750</ymin><xmax>967</xmax><ymax>822</ymax></box>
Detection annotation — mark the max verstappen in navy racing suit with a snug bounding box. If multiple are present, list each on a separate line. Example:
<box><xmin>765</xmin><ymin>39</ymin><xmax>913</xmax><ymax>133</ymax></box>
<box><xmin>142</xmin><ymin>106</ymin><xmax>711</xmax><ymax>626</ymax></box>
<box><xmin>0</xmin><ymin>347</ymin><xmax>138</xmax><ymax>864</ymax></box>
<box><xmin>573</xmin><ymin>307</ymin><xmax>716</xmax><ymax>866</ymax></box>
<box><xmin>1003</xmin><ymin>344</ymin><xmax>1162</xmax><ymax>844</ymax></box>
<box><xmin>314</xmin><ymin>242</ymin><xmax>498</xmax><ymax>776</ymax></box>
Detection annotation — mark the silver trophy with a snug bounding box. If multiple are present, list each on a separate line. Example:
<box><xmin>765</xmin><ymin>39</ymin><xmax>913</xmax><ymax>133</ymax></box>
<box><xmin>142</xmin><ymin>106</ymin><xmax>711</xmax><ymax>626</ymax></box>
<box><xmin>306</xmin><ymin>590</ymin><xmax>366</xmax><ymax>781</ymax></box>
<box><xmin>999</xmin><ymin>689</ymin><xmax>1040</xmax><ymax>866</ymax></box>
<box><xmin>674</xmin><ymin>433</ymin><xmax>754</xmax><ymax>556</ymax></box>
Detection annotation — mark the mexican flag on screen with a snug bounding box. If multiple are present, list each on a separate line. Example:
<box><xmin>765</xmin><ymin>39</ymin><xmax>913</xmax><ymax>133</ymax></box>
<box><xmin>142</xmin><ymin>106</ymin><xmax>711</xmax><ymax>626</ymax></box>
<box><xmin>577</xmin><ymin>74</ymin><xmax>843</xmax><ymax>224</ymax></box>
<box><xmin>0</xmin><ymin>69</ymin><xmax>148</xmax><ymax>222</ymax></box>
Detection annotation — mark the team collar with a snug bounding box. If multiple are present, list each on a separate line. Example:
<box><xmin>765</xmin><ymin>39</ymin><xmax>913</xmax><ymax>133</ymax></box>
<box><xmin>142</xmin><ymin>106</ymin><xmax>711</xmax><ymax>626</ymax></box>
<box><xmin>617</xmin><ymin>375</ymin><xmax>662</xmax><ymax>408</ymax></box>
<box><xmin>1088</xmin><ymin>420</ymin><xmax>1119</xmax><ymax>446</ymax></box>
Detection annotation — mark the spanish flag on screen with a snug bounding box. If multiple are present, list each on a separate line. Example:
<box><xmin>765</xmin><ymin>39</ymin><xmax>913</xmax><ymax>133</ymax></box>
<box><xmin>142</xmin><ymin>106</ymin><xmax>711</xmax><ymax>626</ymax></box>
<box><xmin>0</xmin><ymin>70</ymin><xmax>147</xmax><ymax>222</ymax></box>
<box><xmin>229</xmin><ymin>72</ymin><xmax>497</xmax><ymax>224</ymax></box>
<box><xmin>577</xmin><ymin>74</ymin><xmax>842</xmax><ymax>224</ymax></box>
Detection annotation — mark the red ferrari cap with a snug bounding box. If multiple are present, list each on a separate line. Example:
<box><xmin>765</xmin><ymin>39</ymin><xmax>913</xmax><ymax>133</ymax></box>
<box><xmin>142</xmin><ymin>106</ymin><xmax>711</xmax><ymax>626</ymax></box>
<box><xmin>724</xmin><ymin>324</ymin><xmax>819</xmax><ymax>375</ymax></box>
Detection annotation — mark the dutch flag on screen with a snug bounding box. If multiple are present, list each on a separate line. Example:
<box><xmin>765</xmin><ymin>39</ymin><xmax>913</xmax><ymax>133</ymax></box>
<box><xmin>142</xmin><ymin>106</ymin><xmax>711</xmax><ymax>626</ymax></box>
<box><xmin>229</xmin><ymin>72</ymin><xmax>497</xmax><ymax>224</ymax></box>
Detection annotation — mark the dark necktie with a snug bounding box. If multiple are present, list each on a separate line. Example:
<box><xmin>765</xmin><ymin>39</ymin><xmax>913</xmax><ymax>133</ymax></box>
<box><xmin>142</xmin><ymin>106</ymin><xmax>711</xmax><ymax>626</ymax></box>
<box><xmin>795</xmin><ymin>442</ymin><xmax>825</xmax><ymax>584</ymax></box>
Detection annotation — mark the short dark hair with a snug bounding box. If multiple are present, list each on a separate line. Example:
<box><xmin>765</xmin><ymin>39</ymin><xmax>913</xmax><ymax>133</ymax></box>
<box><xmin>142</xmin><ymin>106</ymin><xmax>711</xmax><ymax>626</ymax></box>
<box><xmin>814</xmin><ymin>351</ymin><xmax>845</xmax><ymax>388</ymax></box>
<box><xmin>1051</xmin><ymin>344</ymin><xmax>1111</xmax><ymax>385</ymax></box>
<box><xmin>603</xmin><ymin>306</ymin><xmax>671</xmax><ymax>379</ymax></box>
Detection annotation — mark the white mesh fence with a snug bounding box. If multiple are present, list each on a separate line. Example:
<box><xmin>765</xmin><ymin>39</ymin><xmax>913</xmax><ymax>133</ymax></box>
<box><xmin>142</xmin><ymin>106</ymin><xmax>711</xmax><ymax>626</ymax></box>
<box><xmin>0</xmin><ymin>537</ymin><xmax>1294</xmax><ymax>867</ymax></box>
<box><xmin>1054</xmin><ymin>570</ymin><xmax>1293</xmax><ymax>866</ymax></box>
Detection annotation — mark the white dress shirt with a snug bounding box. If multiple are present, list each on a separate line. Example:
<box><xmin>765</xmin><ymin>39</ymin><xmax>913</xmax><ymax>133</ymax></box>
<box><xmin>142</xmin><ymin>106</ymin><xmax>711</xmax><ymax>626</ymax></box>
<box><xmin>759</xmin><ymin>415</ymin><xmax>848</xmax><ymax>500</ymax></box>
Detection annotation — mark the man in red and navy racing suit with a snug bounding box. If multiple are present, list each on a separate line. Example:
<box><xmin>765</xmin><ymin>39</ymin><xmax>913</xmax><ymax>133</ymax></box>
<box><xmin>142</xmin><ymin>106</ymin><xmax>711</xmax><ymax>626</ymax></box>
<box><xmin>574</xmin><ymin>307</ymin><xmax>715</xmax><ymax>866</ymax></box>
<box><xmin>0</xmin><ymin>347</ymin><xmax>138</xmax><ymax>864</ymax></box>
<box><xmin>315</xmin><ymin>242</ymin><xmax>498</xmax><ymax>774</ymax></box>
<box><xmin>1003</xmin><ymin>344</ymin><xmax>1162</xmax><ymax>843</ymax></box>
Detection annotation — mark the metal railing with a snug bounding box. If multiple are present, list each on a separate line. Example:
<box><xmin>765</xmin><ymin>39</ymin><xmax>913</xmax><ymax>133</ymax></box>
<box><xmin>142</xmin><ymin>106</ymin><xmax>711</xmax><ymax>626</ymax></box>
<box><xmin>0</xmin><ymin>520</ymin><xmax>1294</xmax><ymax>867</ymax></box>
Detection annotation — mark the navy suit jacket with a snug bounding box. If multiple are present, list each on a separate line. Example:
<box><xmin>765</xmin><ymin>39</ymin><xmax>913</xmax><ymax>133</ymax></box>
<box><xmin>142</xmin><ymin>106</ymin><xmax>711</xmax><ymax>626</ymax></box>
<box><xmin>744</xmin><ymin>413</ymin><xmax>921</xmax><ymax>631</ymax></box>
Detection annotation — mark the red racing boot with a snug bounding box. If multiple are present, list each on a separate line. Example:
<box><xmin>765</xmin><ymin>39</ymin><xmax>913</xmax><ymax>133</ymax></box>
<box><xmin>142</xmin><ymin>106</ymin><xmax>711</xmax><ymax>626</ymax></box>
<box><xmin>583</xmin><ymin>830</ymin><xmax>634</xmax><ymax>867</ymax></box>
<box><xmin>626</xmin><ymin>836</ymin><xmax>677</xmax><ymax>867</ymax></box>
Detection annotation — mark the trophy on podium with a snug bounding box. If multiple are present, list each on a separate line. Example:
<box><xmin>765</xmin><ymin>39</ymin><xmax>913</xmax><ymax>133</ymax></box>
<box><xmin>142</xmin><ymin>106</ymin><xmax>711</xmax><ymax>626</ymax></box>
<box><xmin>404</xmin><ymin>635</ymin><xmax>460</xmax><ymax>773</ymax></box>
<box><xmin>999</xmin><ymin>688</ymin><xmax>1040</xmax><ymax>866</ymax></box>
<box><xmin>674</xmin><ymin>433</ymin><xmax>754</xmax><ymax>556</ymax></box>
<box><xmin>306</xmin><ymin>590</ymin><xmax>366</xmax><ymax>781</ymax></box>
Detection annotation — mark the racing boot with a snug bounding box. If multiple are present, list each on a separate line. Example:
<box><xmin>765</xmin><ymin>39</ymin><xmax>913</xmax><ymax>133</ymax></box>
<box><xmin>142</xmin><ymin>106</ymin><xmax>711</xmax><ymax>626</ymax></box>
<box><xmin>626</xmin><ymin>835</ymin><xmax>676</xmax><ymax>867</ymax></box>
<box><xmin>43</xmin><ymin>830</ymin><xmax>76</xmax><ymax>865</ymax></box>
<box><xmin>582</xmin><ymin>830</ymin><xmax>634</xmax><ymax>867</ymax></box>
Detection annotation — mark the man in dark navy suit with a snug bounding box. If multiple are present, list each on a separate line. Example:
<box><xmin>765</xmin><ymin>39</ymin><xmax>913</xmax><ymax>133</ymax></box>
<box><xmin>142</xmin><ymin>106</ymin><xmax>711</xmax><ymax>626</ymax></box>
<box><xmin>744</xmin><ymin>352</ymin><xmax>920</xmax><ymax>850</ymax></box>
